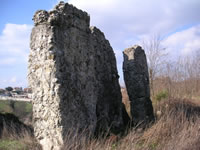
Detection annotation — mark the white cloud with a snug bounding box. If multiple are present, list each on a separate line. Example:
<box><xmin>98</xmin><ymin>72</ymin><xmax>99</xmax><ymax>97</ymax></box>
<box><xmin>0</xmin><ymin>24</ymin><xmax>32</xmax><ymax>88</ymax></box>
<box><xmin>67</xmin><ymin>0</ymin><xmax>200</xmax><ymax>84</ymax></box>
<box><xmin>0</xmin><ymin>76</ymin><xmax>27</xmax><ymax>88</ymax></box>
<box><xmin>114</xmin><ymin>49</ymin><xmax>123</xmax><ymax>83</ymax></box>
<box><xmin>10</xmin><ymin>76</ymin><xmax>17</xmax><ymax>83</ymax></box>
<box><xmin>0</xmin><ymin>24</ymin><xmax>32</xmax><ymax>66</ymax></box>
<box><xmin>0</xmin><ymin>58</ymin><xmax>16</xmax><ymax>65</ymax></box>
<box><xmin>163</xmin><ymin>24</ymin><xmax>200</xmax><ymax>57</ymax></box>
<box><xmin>1</xmin><ymin>1</ymin><xmax>200</xmax><ymax>87</ymax></box>
<box><xmin>68</xmin><ymin>0</ymin><xmax>200</xmax><ymax>43</ymax></box>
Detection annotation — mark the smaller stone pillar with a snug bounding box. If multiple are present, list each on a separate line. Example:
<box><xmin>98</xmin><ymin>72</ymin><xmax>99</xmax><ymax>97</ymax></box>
<box><xmin>123</xmin><ymin>45</ymin><xmax>154</xmax><ymax>126</ymax></box>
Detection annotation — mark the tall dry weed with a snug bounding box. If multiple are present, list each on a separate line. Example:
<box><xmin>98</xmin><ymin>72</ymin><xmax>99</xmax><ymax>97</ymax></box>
<box><xmin>61</xmin><ymin>99</ymin><xmax>200</xmax><ymax>150</ymax></box>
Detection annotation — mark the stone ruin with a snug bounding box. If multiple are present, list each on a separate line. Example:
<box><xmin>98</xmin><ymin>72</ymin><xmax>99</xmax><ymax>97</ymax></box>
<box><xmin>28</xmin><ymin>2</ymin><xmax>128</xmax><ymax>150</ymax></box>
<box><xmin>123</xmin><ymin>45</ymin><xmax>154</xmax><ymax>126</ymax></box>
<box><xmin>28</xmin><ymin>2</ymin><xmax>154</xmax><ymax>150</ymax></box>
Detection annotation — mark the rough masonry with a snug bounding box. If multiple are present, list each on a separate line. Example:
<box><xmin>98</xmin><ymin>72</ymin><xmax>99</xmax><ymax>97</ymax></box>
<box><xmin>28</xmin><ymin>2</ymin><xmax>126</xmax><ymax>150</ymax></box>
<box><xmin>123</xmin><ymin>45</ymin><xmax>154</xmax><ymax>126</ymax></box>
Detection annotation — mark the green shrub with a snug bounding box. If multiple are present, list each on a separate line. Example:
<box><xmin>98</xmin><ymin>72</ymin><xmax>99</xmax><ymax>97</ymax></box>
<box><xmin>0</xmin><ymin>100</ymin><xmax>32</xmax><ymax>119</ymax></box>
<box><xmin>0</xmin><ymin>140</ymin><xmax>27</xmax><ymax>150</ymax></box>
<box><xmin>25</xmin><ymin>103</ymin><xmax>32</xmax><ymax>113</ymax></box>
<box><xmin>12</xmin><ymin>101</ymin><xmax>32</xmax><ymax>119</ymax></box>
<box><xmin>0</xmin><ymin>101</ymin><xmax>13</xmax><ymax>113</ymax></box>
<box><xmin>155</xmin><ymin>90</ymin><xmax>168</xmax><ymax>102</ymax></box>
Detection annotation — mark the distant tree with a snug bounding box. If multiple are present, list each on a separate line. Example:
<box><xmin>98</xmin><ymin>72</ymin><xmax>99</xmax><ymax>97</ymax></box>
<box><xmin>142</xmin><ymin>34</ymin><xmax>168</xmax><ymax>97</ymax></box>
<box><xmin>5</xmin><ymin>87</ymin><xmax>13</xmax><ymax>92</ymax></box>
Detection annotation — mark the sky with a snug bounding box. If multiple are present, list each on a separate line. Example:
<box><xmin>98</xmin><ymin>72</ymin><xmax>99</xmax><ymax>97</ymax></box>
<box><xmin>0</xmin><ymin>0</ymin><xmax>200</xmax><ymax>88</ymax></box>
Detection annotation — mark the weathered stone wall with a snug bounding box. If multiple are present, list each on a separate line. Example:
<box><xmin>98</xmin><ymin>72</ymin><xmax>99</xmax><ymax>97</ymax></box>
<box><xmin>90</xmin><ymin>27</ymin><xmax>125</xmax><ymax>135</ymax></box>
<box><xmin>123</xmin><ymin>45</ymin><xmax>154</xmax><ymax>126</ymax></box>
<box><xmin>28</xmin><ymin>2</ymin><xmax>125</xmax><ymax>150</ymax></box>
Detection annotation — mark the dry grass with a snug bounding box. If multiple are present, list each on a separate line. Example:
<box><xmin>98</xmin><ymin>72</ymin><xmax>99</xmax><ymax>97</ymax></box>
<box><xmin>61</xmin><ymin>98</ymin><xmax>200</xmax><ymax>150</ymax></box>
<box><xmin>0</xmin><ymin>118</ymin><xmax>41</xmax><ymax>150</ymax></box>
<box><xmin>1</xmin><ymin>98</ymin><xmax>200</xmax><ymax>150</ymax></box>
<box><xmin>137</xmin><ymin>99</ymin><xmax>200</xmax><ymax>150</ymax></box>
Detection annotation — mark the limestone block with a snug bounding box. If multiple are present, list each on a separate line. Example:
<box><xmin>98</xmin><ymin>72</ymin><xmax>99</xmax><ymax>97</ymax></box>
<box><xmin>123</xmin><ymin>45</ymin><xmax>154</xmax><ymax>126</ymax></box>
<box><xmin>28</xmin><ymin>2</ymin><xmax>127</xmax><ymax>149</ymax></box>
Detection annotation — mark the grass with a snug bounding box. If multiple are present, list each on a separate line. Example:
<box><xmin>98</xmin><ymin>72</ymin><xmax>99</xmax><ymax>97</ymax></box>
<box><xmin>0</xmin><ymin>101</ymin><xmax>13</xmax><ymax>114</ymax></box>
<box><xmin>137</xmin><ymin>99</ymin><xmax>200</xmax><ymax>150</ymax></box>
<box><xmin>0</xmin><ymin>100</ymin><xmax>34</xmax><ymax>150</ymax></box>
<box><xmin>0</xmin><ymin>120</ymin><xmax>41</xmax><ymax>150</ymax></box>
<box><xmin>0</xmin><ymin>100</ymin><xmax>32</xmax><ymax>113</ymax></box>
<box><xmin>60</xmin><ymin>98</ymin><xmax>200</xmax><ymax>150</ymax></box>
<box><xmin>0</xmin><ymin>140</ymin><xmax>26</xmax><ymax>150</ymax></box>
<box><xmin>1</xmin><ymin>98</ymin><xmax>200</xmax><ymax>149</ymax></box>
<box><xmin>0</xmin><ymin>100</ymin><xmax>32</xmax><ymax>123</ymax></box>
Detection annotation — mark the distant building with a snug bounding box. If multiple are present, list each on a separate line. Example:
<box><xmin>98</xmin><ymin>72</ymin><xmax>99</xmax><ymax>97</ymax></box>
<box><xmin>12</xmin><ymin>93</ymin><xmax>28</xmax><ymax>98</ymax></box>
<box><xmin>27</xmin><ymin>93</ymin><xmax>32</xmax><ymax>99</ymax></box>
<box><xmin>12</xmin><ymin>87</ymin><xmax>23</xmax><ymax>95</ymax></box>
<box><xmin>13</xmin><ymin>87</ymin><xmax>23</xmax><ymax>92</ymax></box>
<box><xmin>24</xmin><ymin>87</ymin><xmax>32</xmax><ymax>93</ymax></box>
<box><xmin>3</xmin><ymin>91</ymin><xmax>12</xmax><ymax>97</ymax></box>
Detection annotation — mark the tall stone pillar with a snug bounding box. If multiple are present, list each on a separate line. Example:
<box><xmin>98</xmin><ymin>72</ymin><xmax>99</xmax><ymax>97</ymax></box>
<box><xmin>123</xmin><ymin>45</ymin><xmax>154</xmax><ymax>126</ymax></box>
<box><xmin>28</xmin><ymin>2</ymin><xmax>125</xmax><ymax>149</ymax></box>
